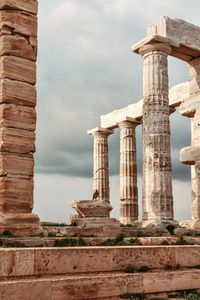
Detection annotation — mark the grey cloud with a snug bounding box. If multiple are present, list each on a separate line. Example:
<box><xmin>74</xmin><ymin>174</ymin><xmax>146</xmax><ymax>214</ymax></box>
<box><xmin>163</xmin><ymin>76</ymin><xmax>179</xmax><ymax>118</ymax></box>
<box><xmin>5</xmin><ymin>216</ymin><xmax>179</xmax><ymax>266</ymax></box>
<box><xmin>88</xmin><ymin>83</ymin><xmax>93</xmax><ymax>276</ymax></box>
<box><xmin>35</xmin><ymin>0</ymin><xmax>198</xmax><ymax>182</ymax></box>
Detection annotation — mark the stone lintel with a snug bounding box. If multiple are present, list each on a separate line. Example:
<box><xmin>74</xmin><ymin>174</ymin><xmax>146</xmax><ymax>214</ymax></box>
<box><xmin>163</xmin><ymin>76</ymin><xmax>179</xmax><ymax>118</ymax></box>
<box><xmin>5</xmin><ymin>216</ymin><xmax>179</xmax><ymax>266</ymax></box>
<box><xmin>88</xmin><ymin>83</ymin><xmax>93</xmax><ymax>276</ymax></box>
<box><xmin>180</xmin><ymin>146</ymin><xmax>200</xmax><ymax>165</ymax></box>
<box><xmin>87</xmin><ymin>127</ymin><xmax>114</xmax><ymax>136</ymax></box>
<box><xmin>132</xmin><ymin>35</ymin><xmax>179</xmax><ymax>54</ymax></box>
<box><xmin>100</xmin><ymin>82</ymin><xmax>189</xmax><ymax>129</ymax></box>
<box><xmin>157</xmin><ymin>16</ymin><xmax>200</xmax><ymax>61</ymax></box>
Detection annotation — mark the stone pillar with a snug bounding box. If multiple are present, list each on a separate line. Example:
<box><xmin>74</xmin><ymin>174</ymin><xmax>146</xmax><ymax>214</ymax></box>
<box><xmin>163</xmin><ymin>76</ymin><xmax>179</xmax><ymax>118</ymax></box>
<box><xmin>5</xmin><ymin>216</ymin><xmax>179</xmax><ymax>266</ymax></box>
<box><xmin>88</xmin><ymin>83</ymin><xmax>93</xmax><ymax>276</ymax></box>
<box><xmin>139</xmin><ymin>43</ymin><xmax>174</xmax><ymax>226</ymax></box>
<box><xmin>88</xmin><ymin>128</ymin><xmax>113</xmax><ymax>203</ymax></box>
<box><xmin>118</xmin><ymin>118</ymin><xmax>138</xmax><ymax>225</ymax></box>
<box><xmin>0</xmin><ymin>0</ymin><xmax>41</xmax><ymax>235</ymax></box>
<box><xmin>180</xmin><ymin>57</ymin><xmax>200</xmax><ymax>228</ymax></box>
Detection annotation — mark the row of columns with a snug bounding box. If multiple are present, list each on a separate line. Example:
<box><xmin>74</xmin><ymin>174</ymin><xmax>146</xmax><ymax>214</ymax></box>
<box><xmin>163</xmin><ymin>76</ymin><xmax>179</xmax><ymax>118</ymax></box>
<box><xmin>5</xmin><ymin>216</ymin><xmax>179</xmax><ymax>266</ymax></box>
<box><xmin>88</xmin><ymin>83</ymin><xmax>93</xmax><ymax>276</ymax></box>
<box><xmin>88</xmin><ymin>120</ymin><xmax>139</xmax><ymax>225</ymax></box>
<box><xmin>89</xmin><ymin>40</ymin><xmax>200</xmax><ymax>227</ymax></box>
<box><xmin>89</xmin><ymin>41</ymin><xmax>175</xmax><ymax>226</ymax></box>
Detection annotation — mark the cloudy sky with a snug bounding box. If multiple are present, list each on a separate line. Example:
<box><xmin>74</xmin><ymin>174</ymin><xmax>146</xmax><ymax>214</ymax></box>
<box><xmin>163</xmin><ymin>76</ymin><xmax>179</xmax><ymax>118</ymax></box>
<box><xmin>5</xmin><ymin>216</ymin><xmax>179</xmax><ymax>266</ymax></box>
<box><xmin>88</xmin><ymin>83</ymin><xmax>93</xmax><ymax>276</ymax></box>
<box><xmin>33</xmin><ymin>0</ymin><xmax>199</xmax><ymax>223</ymax></box>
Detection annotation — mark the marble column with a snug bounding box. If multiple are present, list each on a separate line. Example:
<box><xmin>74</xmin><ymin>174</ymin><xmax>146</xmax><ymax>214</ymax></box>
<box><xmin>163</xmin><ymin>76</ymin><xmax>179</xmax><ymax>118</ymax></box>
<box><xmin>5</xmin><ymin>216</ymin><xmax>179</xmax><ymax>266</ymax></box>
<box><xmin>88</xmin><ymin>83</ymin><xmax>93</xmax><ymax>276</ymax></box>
<box><xmin>118</xmin><ymin>118</ymin><xmax>138</xmax><ymax>225</ymax></box>
<box><xmin>0</xmin><ymin>0</ymin><xmax>42</xmax><ymax>235</ymax></box>
<box><xmin>88</xmin><ymin>127</ymin><xmax>113</xmax><ymax>203</ymax></box>
<box><xmin>139</xmin><ymin>43</ymin><xmax>174</xmax><ymax>226</ymax></box>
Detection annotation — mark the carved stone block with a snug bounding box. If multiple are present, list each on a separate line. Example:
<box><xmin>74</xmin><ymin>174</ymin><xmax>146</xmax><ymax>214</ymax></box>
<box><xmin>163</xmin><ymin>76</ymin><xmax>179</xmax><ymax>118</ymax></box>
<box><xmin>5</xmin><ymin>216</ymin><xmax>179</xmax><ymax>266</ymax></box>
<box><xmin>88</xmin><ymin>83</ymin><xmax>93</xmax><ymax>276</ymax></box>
<box><xmin>0</xmin><ymin>56</ymin><xmax>36</xmax><ymax>85</ymax></box>
<box><xmin>0</xmin><ymin>104</ymin><xmax>36</xmax><ymax>131</ymax></box>
<box><xmin>0</xmin><ymin>10</ymin><xmax>37</xmax><ymax>37</ymax></box>
<box><xmin>0</xmin><ymin>127</ymin><xmax>35</xmax><ymax>154</ymax></box>
<box><xmin>0</xmin><ymin>35</ymin><xmax>36</xmax><ymax>61</ymax></box>
<box><xmin>0</xmin><ymin>79</ymin><xmax>36</xmax><ymax>107</ymax></box>
<box><xmin>0</xmin><ymin>0</ymin><xmax>38</xmax><ymax>15</ymax></box>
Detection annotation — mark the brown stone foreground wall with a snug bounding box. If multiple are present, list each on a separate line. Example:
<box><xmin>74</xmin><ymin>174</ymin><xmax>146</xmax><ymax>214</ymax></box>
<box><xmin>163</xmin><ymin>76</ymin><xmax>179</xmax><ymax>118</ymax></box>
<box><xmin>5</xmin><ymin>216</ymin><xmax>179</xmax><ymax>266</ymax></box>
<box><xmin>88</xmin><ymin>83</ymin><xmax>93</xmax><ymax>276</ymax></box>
<box><xmin>0</xmin><ymin>246</ymin><xmax>200</xmax><ymax>299</ymax></box>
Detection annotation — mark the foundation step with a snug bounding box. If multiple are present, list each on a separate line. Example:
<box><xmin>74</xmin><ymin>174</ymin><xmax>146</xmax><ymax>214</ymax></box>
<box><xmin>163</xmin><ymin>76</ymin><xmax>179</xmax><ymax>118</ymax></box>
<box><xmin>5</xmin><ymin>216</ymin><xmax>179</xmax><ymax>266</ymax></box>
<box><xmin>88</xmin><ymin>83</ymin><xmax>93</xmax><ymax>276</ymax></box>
<box><xmin>0</xmin><ymin>269</ymin><xmax>200</xmax><ymax>300</ymax></box>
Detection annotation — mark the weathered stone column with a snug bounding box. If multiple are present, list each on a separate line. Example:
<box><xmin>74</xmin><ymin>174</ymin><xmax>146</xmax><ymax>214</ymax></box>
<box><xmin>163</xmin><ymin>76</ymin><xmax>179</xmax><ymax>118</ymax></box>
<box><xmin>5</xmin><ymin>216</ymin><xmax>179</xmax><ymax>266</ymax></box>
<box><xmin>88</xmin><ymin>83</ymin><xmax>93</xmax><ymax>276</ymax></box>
<box><xmin>0</xmin><ymin>0</ymin><xmax>41</xmax><ymax>235</ymax></box>
<box><xmin>118</xmin><ymin>118</ymin><xmax>138</xmax><ymax>225</ymax></box>
<box><xmin>139</xmin><ymin>43</ymin><xmax>174</xmax><ymax>226</ymax></box>
<box><xmin>88</xmin><ymin>127</ymin><xmax>113</xmax><ymax>203</ymax></box>
<box><xmin>180</xmin><ymin>57</ymin><xmax>200</xmax><ymax>228</ymax></box>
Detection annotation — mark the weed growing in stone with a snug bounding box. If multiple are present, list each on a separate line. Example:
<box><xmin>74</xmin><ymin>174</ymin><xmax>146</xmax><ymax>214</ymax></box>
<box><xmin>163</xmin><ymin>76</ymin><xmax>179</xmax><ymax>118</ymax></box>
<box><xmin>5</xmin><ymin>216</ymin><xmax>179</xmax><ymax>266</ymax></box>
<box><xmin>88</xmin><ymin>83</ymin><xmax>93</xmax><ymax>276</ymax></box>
<box><xmin>120</xmin><ymin>293</ymin><xmax>145</xmax><ymax>299</ymax></box>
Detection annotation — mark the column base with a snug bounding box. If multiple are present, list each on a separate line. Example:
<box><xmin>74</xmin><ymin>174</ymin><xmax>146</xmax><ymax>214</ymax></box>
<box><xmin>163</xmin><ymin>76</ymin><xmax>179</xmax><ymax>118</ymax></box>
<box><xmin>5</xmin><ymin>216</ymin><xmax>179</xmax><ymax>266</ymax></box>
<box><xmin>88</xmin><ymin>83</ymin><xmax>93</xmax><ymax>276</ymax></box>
<box><xmin>180</xmin><ymin>219</ymin><xmax>200</xmax><ymax>230</ymax></box>
<box><xmin>0</xmin><ymin>212</ymin><xmax>43</xmax><ymax>236</ymax></box>
<box><xmin>142</xmin><ymin>219</ymin><xmax>179</xmax><ymax>229</ymax></box>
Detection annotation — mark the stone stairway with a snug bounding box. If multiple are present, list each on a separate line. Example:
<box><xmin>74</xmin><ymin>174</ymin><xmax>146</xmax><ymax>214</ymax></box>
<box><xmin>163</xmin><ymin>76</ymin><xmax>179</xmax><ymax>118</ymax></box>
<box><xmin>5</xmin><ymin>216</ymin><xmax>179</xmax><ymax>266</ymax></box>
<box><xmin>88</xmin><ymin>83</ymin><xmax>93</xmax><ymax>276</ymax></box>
<box><xmin>0</xmin><ymin>246</ymin><xmax>200</xmax><ymax>299</ymax></box>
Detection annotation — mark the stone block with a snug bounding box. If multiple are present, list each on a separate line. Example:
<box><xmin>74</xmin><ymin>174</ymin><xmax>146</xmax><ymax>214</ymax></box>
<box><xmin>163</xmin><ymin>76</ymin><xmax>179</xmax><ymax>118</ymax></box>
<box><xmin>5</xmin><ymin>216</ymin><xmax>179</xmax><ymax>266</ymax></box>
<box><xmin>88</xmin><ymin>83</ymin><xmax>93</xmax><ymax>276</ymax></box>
<box><xmin>0</xmin><ymin>127</ymin><xmax>35</xmax><ymax>154</ymax></box>
<box><xmin>0</xmin><ymin>79</ymin><xmax>36</xmax><ymax>107</ymax></box>
<box><xmin>0</xmin><ymin>212</ymin><xmax>42</xmax><ymax>236</ymax></box>
<box><xmin>0</xmin><ymin>153</ymin><xmax>34</xmax><ymax>177</ymax></box>
<box><xmin>0</xmin><ymin>10</ymin><xmax>37</xmax><ymax>37</ymax></box>
<box><xmin>71</xmin><ymin>199</ymin><xmax>113</xmax><ymax>218</ymax></box>
<box><xmin>0</xmin><ymin>35</ymin><xmax>36</xmax><ymax>61</ymax></box>
<box><xmin>180</xmin><ymin>94</ymin><xmax>200</xmax><ymax>117</ymax></box>
<box><xmin>0</xmin><ymin>0</ymin><xmax>38</xmax><ymax>15</ymax></box>
<box><xmin>34</xmin><ymin>248</ymin><xmax>113</xmax><ymax>275</ymax></box>
<box><xmin>175</xmin><ymin>246</ymin><xmax>200</xmax><ymax>267</ymax></box>
<box><xmin>0</xmin><ymin>248</ymin><xmax>34</xmax><ymax>276</ymax></box>
<box><xmin>0</xmin><ymin>280</ymin><xmax>51</xmax><ymax>300</ymax></box>
<box><xmin>0</xmin><ymin>177</ymin><xmax>33</xmax><ymax>212</ymax></box>
<box><xmin>0</xmin><ymin>56</ymin><xmax>36</xmax><ymax>85</ymax></box>
<box><xmin>112</xmin><ymin>246</ymin><xmax>176</xmax><ymax>270</ymax></box>
<box><xmin>0</xmin><ymin>104</ymin><xmax>36</xmax><ymax>130</ymax></box>
<box><xmin>180</xmin><ymin>146</ymin><xmax>200</xmax><ymax>165</ymax></box>
<box><xmin>156</xmin><ymin>16</ymin><xmax>200</xmax><ymax>57</ymax></box>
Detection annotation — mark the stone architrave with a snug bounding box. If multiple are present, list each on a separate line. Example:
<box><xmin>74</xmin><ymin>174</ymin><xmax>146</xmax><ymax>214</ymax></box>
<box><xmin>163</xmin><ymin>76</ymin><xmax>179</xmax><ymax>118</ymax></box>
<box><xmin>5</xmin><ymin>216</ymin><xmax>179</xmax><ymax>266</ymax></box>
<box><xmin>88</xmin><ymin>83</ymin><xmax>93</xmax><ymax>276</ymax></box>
<box><xmin>118</xmin><ymin>118</ymin><xmax>138</xmax><ymax>225</ymax></box>
<box><xmin>138</xmin><ymin>42</ymin><xmax>174</xmax><ymax>226</ymax></box>
<box><xmin>88</xmin><ymin>127</ymin><xmax>113</xmax><ymax>204</ymax></box>
<box><xmin>0</xmin><ymin>0</ymin><xmax>41</xmax><ymax>235</ymax></box>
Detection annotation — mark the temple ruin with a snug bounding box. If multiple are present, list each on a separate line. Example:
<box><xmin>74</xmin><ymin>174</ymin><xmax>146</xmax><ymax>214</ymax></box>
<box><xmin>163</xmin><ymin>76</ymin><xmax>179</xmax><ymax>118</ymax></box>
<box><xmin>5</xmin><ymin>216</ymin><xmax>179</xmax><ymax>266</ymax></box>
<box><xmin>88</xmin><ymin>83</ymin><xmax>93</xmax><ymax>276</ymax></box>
<box><xmin>72</xmin><ymin>16</ymin><xmax>200</xmax><ymax>230</ymax></box>
<box><xmin>1</xmin><ymin>2</ymin><xmax>200</xmax><ymax>298</ymax></box>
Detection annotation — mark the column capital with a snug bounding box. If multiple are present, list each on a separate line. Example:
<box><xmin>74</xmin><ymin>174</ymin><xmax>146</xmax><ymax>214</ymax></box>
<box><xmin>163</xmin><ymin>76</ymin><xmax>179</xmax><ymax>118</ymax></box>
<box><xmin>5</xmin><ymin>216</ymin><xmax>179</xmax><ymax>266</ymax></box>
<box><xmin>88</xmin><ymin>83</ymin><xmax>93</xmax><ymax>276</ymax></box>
<box><xmin>117</xmin><ymin>117</ymin><xmax>140</xmax><ymax>129</ymax></box>
<box><xmin>87</xmin><ymin>127</ymin><xmax>114</xmax><ymax>137</ymax></box>
<box><xmin>139</xmin><ymin>42</ymin><xmax>172</xmax><ymax>57</ymax></box>
<box><xmin>132</xmin><ymin>35</ymin><xmax>178</xmax><ymax>54</ymax></box>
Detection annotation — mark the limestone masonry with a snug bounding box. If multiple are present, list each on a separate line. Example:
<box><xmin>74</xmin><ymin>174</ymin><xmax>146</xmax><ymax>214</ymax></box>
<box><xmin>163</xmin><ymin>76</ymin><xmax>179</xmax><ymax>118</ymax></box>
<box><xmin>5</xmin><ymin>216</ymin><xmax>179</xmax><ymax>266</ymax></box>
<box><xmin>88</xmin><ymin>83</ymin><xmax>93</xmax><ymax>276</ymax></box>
<box><xmin>0</xmin><ymin>0</ymin><xmax>41</xmax><ymax>235</ymax></box>
<box><xmin>1</xmin><ymin>5</ymin><xmax>200</xmax><ymax>299</ymax></box>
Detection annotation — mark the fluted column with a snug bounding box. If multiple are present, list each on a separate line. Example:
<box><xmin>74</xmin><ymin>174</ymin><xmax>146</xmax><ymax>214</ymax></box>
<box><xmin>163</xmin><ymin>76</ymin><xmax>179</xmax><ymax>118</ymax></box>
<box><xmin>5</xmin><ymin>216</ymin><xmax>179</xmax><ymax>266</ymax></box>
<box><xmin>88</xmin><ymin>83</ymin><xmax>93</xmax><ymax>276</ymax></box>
<box><xmin>180</xmin><ymin>57</ymin><xmax>200</xmax><ymax>229</ymax></box>
<box><xmin>88</xmin><ymin>128</ymin><xmax>113</xmax><ymax>203</ymax></box>
<box><xmin>139</xmin><ymin>43</ymin><xmax>174</xmax><ymax>226</ymax></box>
<box><xmin>118</xmin><ymin>119</ymin><xmax>138</xmax><ymax>225</ymax></box>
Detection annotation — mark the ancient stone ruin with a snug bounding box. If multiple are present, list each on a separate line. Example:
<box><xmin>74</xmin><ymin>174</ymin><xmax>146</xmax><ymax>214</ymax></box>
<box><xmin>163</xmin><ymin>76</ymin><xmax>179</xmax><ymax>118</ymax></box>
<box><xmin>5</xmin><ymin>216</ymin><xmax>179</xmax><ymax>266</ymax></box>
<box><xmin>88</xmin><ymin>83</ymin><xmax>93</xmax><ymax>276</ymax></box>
<box><xmin>0</xmin><ymin>0</ymin><xmax>41</xmax><ymax>235</ymax></box>
<box><xmin>1</xmin><ymin>1</ymin><xmax>200</xmax><ymax>298</ymax></box>
<box><xmin>72</xmin><ymin>16</ymin><xmax>200</xmax><ymax>230</ymax></box>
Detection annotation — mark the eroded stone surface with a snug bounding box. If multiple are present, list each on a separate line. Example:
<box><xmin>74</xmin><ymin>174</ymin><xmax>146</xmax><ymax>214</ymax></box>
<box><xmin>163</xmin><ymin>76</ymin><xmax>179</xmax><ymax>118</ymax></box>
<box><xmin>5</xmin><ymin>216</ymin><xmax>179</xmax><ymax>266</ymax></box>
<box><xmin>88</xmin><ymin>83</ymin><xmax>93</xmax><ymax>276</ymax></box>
<box><xmin>0</xmin><ymin>56</ymin><xmax>36</xmax><ymax>85</ymax></box>
<box><xmin>0</xmin><ymin>0</ymin><xmax>38</xmax><ymax>15</ymax></box>
<box><xmin>0</xmin><ymin>35</ymin><xmax>36</xmax><ymax>61</ymax></box>
<box><xmin>0</xmin><ymin>10</ymin><xmax>37</xmax><ymax>37</ymax></box>
<box><xmin>139</xmin><ymin>43</ymin><xmax>174</xmax><ymax>225</ymax></box>
<box><xmin>0</xmin><ymin>79</ymin><xmax>36</xmax><ymax>107</ymax></box>
<box><xmin>88</xmin><ymin>128</ymin><xmax>113</xmax><ymax>203</ymax></box>
<box><xmin>118</xmin><ymin>119</ymin><xmax>138</xmax><ymax>224</ymax></box>
<box><xmin>71</xmin><ymin>199</ymin><xmax>113</xmax><ymax>218</ymax></box>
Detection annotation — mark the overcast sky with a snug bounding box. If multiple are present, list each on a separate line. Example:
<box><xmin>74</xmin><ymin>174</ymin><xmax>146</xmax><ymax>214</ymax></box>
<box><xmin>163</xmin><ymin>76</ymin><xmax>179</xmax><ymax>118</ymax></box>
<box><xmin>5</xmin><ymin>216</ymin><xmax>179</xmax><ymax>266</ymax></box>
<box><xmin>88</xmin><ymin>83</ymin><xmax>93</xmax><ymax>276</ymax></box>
<box><xmin>33</xmin><ymin>0</ymin><xmax>200</xmax><ymax>223</ymax></box>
